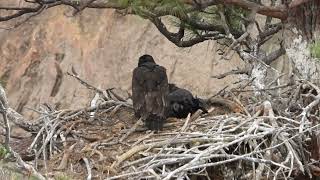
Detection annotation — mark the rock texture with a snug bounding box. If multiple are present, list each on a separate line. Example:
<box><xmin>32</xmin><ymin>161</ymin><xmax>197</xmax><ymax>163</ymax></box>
<box><xmin>0</xmin><ymin>6</ymin><xmax>242</xmax><ymax>118</ymax></box>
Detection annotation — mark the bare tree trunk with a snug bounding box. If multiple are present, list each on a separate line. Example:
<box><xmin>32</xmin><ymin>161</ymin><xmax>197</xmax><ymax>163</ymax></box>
<box><xmin>0</xmin><ymin>83</ymin><xmax>10</xmax><ymax>150</ymax></box>
<box><xmin>286</xmin><ymin>34</ymin><xmax>320</xmax><ymax>84</ymax></box>
<box><xmin>289</xmin><ymin>0</ymin><xmax>320</xmax><ymax>41</ymax></box>
<box><xmin>287</xmin><ymin>0</ymin><xmax>320</xmax><ymax>84</ymax></box>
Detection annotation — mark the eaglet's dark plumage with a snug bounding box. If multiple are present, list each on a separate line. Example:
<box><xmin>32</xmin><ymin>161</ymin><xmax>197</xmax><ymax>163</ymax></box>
<box><xmin>166</xmin><ymin>84</ymin><xmax>208</xmax><ymax>119</ymax></box>
<box><xmin>132</xmin><ymin>54</ymin><xmax>169</xmax><ymax>130</ymax></box>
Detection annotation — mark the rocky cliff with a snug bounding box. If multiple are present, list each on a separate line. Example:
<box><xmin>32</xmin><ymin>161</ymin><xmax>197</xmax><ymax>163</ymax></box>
<box><xmin>0</xmin><ymin>6</ymin><xmax>242</xmax><ymax>118</ymax></box>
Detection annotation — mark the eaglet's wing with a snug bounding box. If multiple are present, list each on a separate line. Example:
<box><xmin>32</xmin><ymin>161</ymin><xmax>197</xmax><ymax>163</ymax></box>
<box><xmin>132</xmin><ymin>66</ymin><xmax>146</xmax><ymax>118</ymax></box>
<box><xmin>144</xmin><ymin>65</ymin><xmax>169</xmax><ymax>117</ymax></box>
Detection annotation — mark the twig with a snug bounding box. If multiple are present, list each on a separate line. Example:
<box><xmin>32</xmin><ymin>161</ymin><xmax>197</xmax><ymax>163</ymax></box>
<box><xmin>232</xmin><ymin>83</ymin><xmax>292</xmax><ymax>92</ymax></box>
<box><xmin>55</xmin><ymin>143</ymin><xmax>77</xmax><ymax>170</ymax></box>
<box><xmin>119</xmin><ymin>118</ymin><xmax>143</xmax><ymax>143</ymax></box>
<box><xmin>67</xmin><ymin>70</ymin><xmax>104</xmax><ymax>96</ymax></box>
<box><xmin>180</xmin><ymin>113</ymin><xmax>191</xmax><ymax>132</ymax></box>
<box><xmin>12</xmin><ymin>150</ymin><xmax>46</xmax><ymax>180</ymax></box>
<box><xmin>0</xmin><ymin>84</ymin><xmax>46</xmax><ymax>179</ymax></box>
<box><xmin>83</xmin><ymin>157</ymin><xmax>92</xmax><ymax>180</ymax></box>
<box><xmin>211</xmin><ymin>68</ymin><xmax>250</xmax><ymax>79</ymax></box>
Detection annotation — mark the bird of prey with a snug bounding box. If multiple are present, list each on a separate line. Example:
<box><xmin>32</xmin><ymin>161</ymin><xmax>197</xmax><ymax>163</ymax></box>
<box><xmin>132</xmin><ymin>54</ymin><xmax>169</xmax><ymax>130</ymax></box>
<box><xmin>166</xmin><ymin>83</ymin><xmax>208</xmax><ymax>119</ymax></box>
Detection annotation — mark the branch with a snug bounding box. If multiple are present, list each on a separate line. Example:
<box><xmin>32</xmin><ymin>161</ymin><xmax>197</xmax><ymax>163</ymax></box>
<box><xmin>0</xmin><ymin>1</ymin><xmax>126</xmax><ymax>22</ymax></box>
<box><xmin>0</xmin><ymin>83</ymin><xmax>9</xmax><ymax>109</ymax></box>
<box><xmin>0</xmin><ymin>4</ymin><xmax>43</xmax><ymax>21</ymax></box>
<box><xmin>83</xmin><ymin>157</ymin><xmax>92</xmax><ymax>180</ymax></box>
<box><xmin>0</xmin><ymin>84</ymin><xmax>10</xmax><ymax>150</ymax></box>
<box><xmin>150</xmin><ymin>17</ymin><xmax>219</xmax><ymax>47</ymax></box>
<box><xmin>0</xmin><ymin>84</ymin><xmax>41</xmax><ymax>132</ymax></box>
<box><xmin>262</xmin><ymin>41</ymin><xmax>286</xmax><ymax>65</ymax></box>
<box><xmin>0</xmin><ymin>83</ymin><xmax>45</xmax><ymax>180</ymax></box>
<box><xmin>181</xmin><ymin>13</ymin><xmax>243</xmax><ymax>38</ymax></box>
<box><xmin>66</xmin><ymin>69</ymin><xmax>104</xmax><ymax>95</ymax></box>
<box><xmin>211</xmin><ymin>66</ymin><xmax>251</xmax><ymax>79</ymax></box>
<box><xmin>7</xmin><ymin>108</ymin><xmax>42</xmax><ymax>132</ymax></box>
<box><xmin>221</xmin><ymin>8</ymin><xmax>257</xmax><ymax>59</ymax></box>
<box><xmin>259</xmin><ymin>23</ymin><xmax>283</xmax><ymax>41</ymax></box>
<box><xmin>12</xmin><ymin>150</ymin><xmax>46</xmax><ymax>180</ymax></box>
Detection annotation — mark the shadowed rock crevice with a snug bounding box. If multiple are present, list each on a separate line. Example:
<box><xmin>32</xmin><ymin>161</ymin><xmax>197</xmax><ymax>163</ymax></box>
<box><xmin>50</xmin><ymin>62</ymin><xmax>63</xmax><ymax>97</ymax></box>
<box><xmin>16</xmin><ymin>91</ymin><xmax>31</xmax><ymax>114</ymax></box>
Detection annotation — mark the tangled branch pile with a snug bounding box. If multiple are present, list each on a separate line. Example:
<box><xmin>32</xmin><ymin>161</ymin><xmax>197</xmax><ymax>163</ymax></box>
<box><xmin>0</xmin><ymin>75</ymin><xmax>320</xmax><ymax>180</ymax></box>
<box><xmin>109</xmin><ymin>83</ymin><xmax>320</xmax><ymax>180</ymax></box>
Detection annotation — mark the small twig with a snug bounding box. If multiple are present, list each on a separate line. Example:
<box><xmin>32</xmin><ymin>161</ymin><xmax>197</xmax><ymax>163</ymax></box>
<box><xmin>232</xmin><ymin>83</ymin><xmax>292</xmax><ymax>92</ymax></box>
<box><xmin>12</xmin><ymin>150</ymin><xmax>46</xmax><ymax>180</ymax></box>
<box><xmin>83</xmin><ymin>157</ymin><xmax>92</xmax><ymax>180</ymax></box>
<box><xmin>181</xmin><ymin>114</ymin><xmax>191</xmax><ymax>132</ymax></box>
<box><xmin>211</xmin><ymin>67</ymin><xmax>250</xmax><ymax>79</ymax></box>
<box><xmin>42</xmin><ymin>133</ymin><xmax>48</xmax><ymax>176</ymax></box>
<box><xmin>119</xmin><ymin>118</ymin><xmax>143</xmax><ymax>143</ymax></box>
<box><xmin>108</xmin><ymin>89</ymin><xmax>126</xmax><ymax>102</ymax></box>
<box><xmin>67</xmin><ymin>70</ymin><xmax>104</xmax><ymax>95</ymax></box>
<box><xmin>55</xmin><ymin>143</ymin><xmax>77</xmax><ymax>170</ymax></box>
<box><xmin>230</xmin><ymin>92</ymin><xmax>251</xmax><ymax>116</ymax></box>
<box><xmin>209</xmin><ymin>85</ymin><xmax>229</xmax><ymax>98</ymax></box>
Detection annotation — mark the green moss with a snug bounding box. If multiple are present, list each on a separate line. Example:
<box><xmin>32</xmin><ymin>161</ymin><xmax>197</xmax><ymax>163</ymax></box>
<box><xmin>0</xmin><ymin>145</ymin><xmax>9</xmax><ymax>159</ymax></box>
<box><xmin>107</xmin><ymin>0</ymin><xmax>189</xmax><ymax>18</ymax></box>
<box><xmin>71</xmin><ymin>0</ymin><xmax>80</xmax><ymax>5</ymax></box>
<box><xmin>55</xmin><ymin>173</ymin><xmax>73</xmax><ymax>180</ymax></box>
<box><xmin>310</xmin><ymin>41</ymin><xmax>320</xmax><ymax>59</ymax></box>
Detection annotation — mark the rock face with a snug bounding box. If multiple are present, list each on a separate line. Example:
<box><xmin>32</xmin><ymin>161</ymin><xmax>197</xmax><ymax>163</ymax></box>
<box><xmin>0</xmin><ymin>6</ymin><xmax>242</xmax><ymax>118</ymax></box>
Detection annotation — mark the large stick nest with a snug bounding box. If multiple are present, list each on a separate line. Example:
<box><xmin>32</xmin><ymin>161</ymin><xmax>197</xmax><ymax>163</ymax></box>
<box><xmin>2</xmin><ymin>77</ymin><xmax>320</xmax><ymax>180</ymax></box>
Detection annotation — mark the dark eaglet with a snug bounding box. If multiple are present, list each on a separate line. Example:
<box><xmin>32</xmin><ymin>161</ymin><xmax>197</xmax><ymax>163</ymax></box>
<box><xmin>132</xmin><ymin>54</ymin><xmax>169</xmax><ymax>130</ymax></box>
<box><xmin>166</xmin><ymin>83</ymin><xmax>208</xmax><ymax>119</ymax></box>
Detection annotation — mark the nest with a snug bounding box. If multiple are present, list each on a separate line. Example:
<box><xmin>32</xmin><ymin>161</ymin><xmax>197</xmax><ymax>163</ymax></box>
<box><xmin>1</xmin><ymin>73</ymin><xmax>320</xmax><ymax>180</ymax></box>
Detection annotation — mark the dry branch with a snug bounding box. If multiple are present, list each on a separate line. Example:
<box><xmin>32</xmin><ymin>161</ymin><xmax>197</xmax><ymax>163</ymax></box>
<box><xmin>83</xmin><ymin>157</ymin><xmax>92</xmax><ymax>180</ymax></box>
<box><xmin>55</xmin><ymin>143</ymin><xmax>76</xmax><ymax>170</ymax></box>
<box><xmin>67</xmin><ymin>70</ymin><xmax>104</xmax><ymax>96</ymax></box>
<box><xmin>0</xmin><ymin>84</ymin><xmax>46</xmax><ymax>179</ymax></box>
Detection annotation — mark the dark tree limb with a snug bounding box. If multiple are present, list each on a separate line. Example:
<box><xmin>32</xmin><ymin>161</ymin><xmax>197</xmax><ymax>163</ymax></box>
<box><xmin>180</xmin><ymin>13</ymin><xmax>244</xmax><ymax>38</ymax></box>
<box><xmin>262</xmin><ymin>42</ymin><xmax>286</xmax><ymax>65</ymax></box>
<box><xmin>259</xmin><ymin>23</ymin><xmax>283</xmax><ymax>41</ymax></box>
<box><xmin>150</xmin><ymin>17</ymin><xmax>222</xmax><ymax>47</ymax></box>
